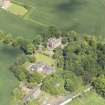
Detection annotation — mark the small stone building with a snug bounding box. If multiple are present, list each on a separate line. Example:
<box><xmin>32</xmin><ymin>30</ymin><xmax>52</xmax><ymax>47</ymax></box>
<box><xmin>19</xmin><ymin>82</ymin><xmax>31</xmax><ymax>95</ymax></box>
<box><xmin>47</xmin><ymin>37</ymin><xmax>62</xmax><ymax>50</ymax></box>
<box><xmin>28</xmin><ymin>61</ymin><xmax>55</xmax><ymax>75</ymax></box>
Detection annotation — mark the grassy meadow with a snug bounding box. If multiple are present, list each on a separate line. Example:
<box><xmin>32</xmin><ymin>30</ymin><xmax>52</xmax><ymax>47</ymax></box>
<box><xmin>0</xmin><ymin>9</ymin><xmax>45</xmax><ymax>39</ymax></box>
<box><xmin>0</xmin><ymin>44</ymin><xmax>22</xmax><ymax>105</ymax></box>
<box><xmin>0</xmin><ymin>0</ymin><xmax>105</xmax><ymax>38</ymax></box>
<box><xmin>35</xmin><ymin>53</ymin><xmax>55</xmax><ymax>66</ymax></box>
<box><xmin>68</xmin><ymin>91</ymin><xmax>105</xmax><ymax>105</ymax></box>
<box><xmin>14</xmin><ymin>0</ymin><xmax>105</xmax><ymax>36</ymax></box>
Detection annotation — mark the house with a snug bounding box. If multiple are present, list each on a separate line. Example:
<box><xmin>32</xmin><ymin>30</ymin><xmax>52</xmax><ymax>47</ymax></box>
<box><xmin>1</xmin><ymin>0</ymin><xmax>11</xmax><ymax>9</ymax></box>
<box><xmin>28</xmin><ymin>61</ymin><xmax>55</xmax><ymax>75</ymax></box>
<box><xmin>22</xmin><ymin>84</ymin><xmax>41</xmax><ymax>104</ymax></box>
<box><xmin>47</xmin><ymin>37</ymin><xmax>62</xmax><ymax>50</ymax></box>
<box><xmin>19</xmin><ymin>82</ymin><xmax>31</xmax><ymax>95</ymax></box>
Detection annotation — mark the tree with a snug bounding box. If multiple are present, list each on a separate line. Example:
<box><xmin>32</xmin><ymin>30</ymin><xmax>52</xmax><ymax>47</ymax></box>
<box><xmin>26</xmin><ymin>42</ymin><xmax>35</xmax><ymax>54</ymax></box>
<box><xmin>63</xmin><ymin>71</ymin><xmax>83</xmax><ymax>92</ymax></box>
<box><xmin>97</xmin><ymin>52</ymin><xmax>105</xmax><ymax>69</ymax></box>
<box><xmin>10</xmin><ymin>65</ymin><xmax>29</xmax><ymax>81</ymax></box>
<box><xmin>48</xmin><ymin>26</ymin><xmax>58</xmax><ymax>37</ymax></box>
<box><xmin>81</xmin><ymin>55</ymin><xmax>97</xmax><ymax>83</ymax></box>
<box><xmin>0</xmin><ymin>32</ymin><xmax>6</xmax><ymax>41</ymax></box>
<box><xmin>15</xmin><ymin>55</ymin><xmax>28</xmax><ymax>65</ymax></box>
<box><xmin>53</xmin><ymin>47</ymin><xmax>64</xmax><ymax>68</ymax></box>
<box><xmin>63</xmin><ymin>34</ymin><xmax>103</xmax><ymax>84</ymax></box>
<box><xmin>19</xmin><ymin>40</ymin><xmax>35</xmax><ymax>54</ymax></box>
<box><xmin>41</xmin><ymin>74</ymin><xmax>65</xmax><ymax>95</ymax></box>
<box><xmin>27</xmin><ymin>55</ymin><xmax>36</xmax><ymax>63</ymax></box>
<box><xmin>2</xmin><ymin>34</ymin><xmax>13</xmax><ymax>45</ymax></box>
<box><xmin>28</xmin><ymin>72</ymin><xmax>43</xmax><ymax>83</ymax></box>
<box><xmin>92</xmin><ymin>75</ymin><xmax>105</xmax><ymax>98</ymax></box>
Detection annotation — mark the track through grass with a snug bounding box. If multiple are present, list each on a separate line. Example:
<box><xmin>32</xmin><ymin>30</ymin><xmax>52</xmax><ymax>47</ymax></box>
<box><xmin>68</xmin><ymin>91</ymin><xmax>105</xmax><ymax>105</ymax></box>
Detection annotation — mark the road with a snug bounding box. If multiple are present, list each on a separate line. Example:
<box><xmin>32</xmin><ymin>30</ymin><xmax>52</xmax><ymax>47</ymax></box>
<box><xmin>58</xmin><ymin>86</ymin><xmax>92</xmax><ymax>105</ymax></box>
<box><xmin>17</xmin><ymin>85</ymin><xmax>92</xmax><ymax>105</ymax></box>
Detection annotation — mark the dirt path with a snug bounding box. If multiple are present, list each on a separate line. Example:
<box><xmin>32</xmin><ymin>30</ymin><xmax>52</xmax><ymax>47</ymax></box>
<box><xmin>59</xmin><ymin>86</ymin><xmax>92</xmax><ymax>105</ymax></box>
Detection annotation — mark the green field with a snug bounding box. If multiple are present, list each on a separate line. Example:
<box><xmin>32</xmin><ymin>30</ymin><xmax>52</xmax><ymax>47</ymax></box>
<box><xmin>68</xmin><ymin>91</ymin><xmax>105</xmax><ymax>105</ymax></box>
<box><xmin>8</xmin><ymin>3</ymin><xmax>27</xmax><ymax>16</ymax></box>
<box><xmin>13</xmin><ymin>0</ymin><xmax>105</xmax><ymax>36</ymax></box>
<box><xmin>0</xmin><ymin>9</ymin><xmax>45</xmax><ymax>39</ymax></box>
<box><xmin>35</xmin><ymin>53</ymin><xmax>55</xmax><ymax>66</ymax></box>
<box><xmin>0</xmin><ymin>0</ymin><xmax>105</xmax><ymax>38</ymax></box>
<box><xmin>0</xmin><ymin>44</ymin><xmax>21</xmax><ymax>105</ymax></box>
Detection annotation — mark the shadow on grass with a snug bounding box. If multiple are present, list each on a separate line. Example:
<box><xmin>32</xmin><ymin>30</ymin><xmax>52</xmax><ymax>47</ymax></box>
<box><xmin>0</xmin><ymin>46</ymin><xmax>22</xmax><ymax>58</ymax></box>
<box><xmin>57</xmin><ymin>0</ymin><xmax>86</xmax><ymax>12</ymax></box>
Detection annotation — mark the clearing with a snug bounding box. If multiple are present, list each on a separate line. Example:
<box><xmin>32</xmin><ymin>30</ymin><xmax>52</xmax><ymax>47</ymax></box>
<box><xmin>35</xmin><ymin>53</ymin><xmax>55</xmax><ymax>66</ymax></box>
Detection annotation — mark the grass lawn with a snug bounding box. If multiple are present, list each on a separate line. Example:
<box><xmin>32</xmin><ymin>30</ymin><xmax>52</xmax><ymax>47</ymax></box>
<box><xmin>0</xmin><ymin>0</ymin><xmax>105</xmax><ymax>38</ymax></box>
<box><xmin>0</xmin><ymin>9</ymin><xmax>45</xmax><ymax>39</ymax></box>
<box><xmin>8</xmin><ymin>3</ymin><xmax>27</xmax><ymax>16</ymax></box>
<box><xmin>13</xmin><ymin>0</ymin><xmax>105</xmax><ymax>36</ymax></box>
<box><xmin>0</xmin><ymin>44</ymin><xmax>22</xmax><ymax>105</ymax></box>
<box><xmin>35</xmin><ymin>53</ymin><xmax>55</xmax><ymax>66</ymax></box>
<box><xmin>68</xmin><ymin>91</ymin><xmax>105</xmax><ymax>105</ymax></box>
